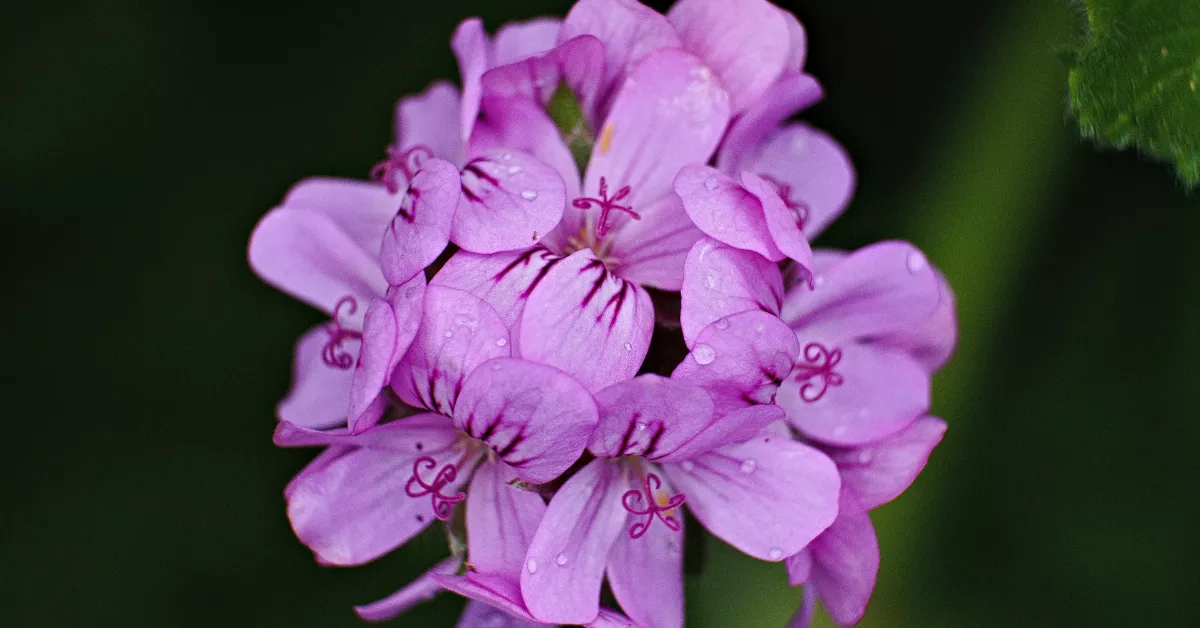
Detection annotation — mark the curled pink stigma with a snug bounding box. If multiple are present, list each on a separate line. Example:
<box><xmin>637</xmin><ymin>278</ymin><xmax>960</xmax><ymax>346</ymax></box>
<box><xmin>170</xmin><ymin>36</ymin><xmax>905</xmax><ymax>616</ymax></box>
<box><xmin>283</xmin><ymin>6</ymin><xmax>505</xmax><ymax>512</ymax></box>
<box><xmin>403</xmin><ymin>456</ymin><xmax>466</xmax><ymax>521</ymax></box>
<box><xmin>761</xmin><ymin>174</ymin><xmax>810</xmax><ymax>230</ymax></box>
<box><xmin>321</xmin><ymin>296</ymin><xmax>363</xmax><ymax>369</ymax></box>
<box><xmin>794</xmin><ymin>342</ymin><xmax>843</xmax><ymax>402</ymax></box>
<box><xmin>572</xmin><ymin>176</ymin><xmax>640</xmax><ymax>238</ymax></box>
<box><xmin>371</xmin><ymin>145</ymin><xmax>434</xmax><ymax>194</ymax></box>
<box><xmin>621</xmin><ymin>472</ymin><xmax>685</xmax><ymax>539</ymax></box>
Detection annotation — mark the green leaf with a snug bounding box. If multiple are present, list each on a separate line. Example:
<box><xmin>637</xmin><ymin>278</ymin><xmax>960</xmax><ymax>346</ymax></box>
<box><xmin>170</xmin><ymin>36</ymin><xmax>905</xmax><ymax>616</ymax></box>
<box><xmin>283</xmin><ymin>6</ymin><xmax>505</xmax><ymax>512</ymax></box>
<box><xmin>546</xmin><ymin>82</ymin><xmax>594</xmax><ymax>175</ymax></box>
<box><xmin>1067</xmin><ymin>0</ymin><xmax>1200</xmax><ymax>186</ymax></box>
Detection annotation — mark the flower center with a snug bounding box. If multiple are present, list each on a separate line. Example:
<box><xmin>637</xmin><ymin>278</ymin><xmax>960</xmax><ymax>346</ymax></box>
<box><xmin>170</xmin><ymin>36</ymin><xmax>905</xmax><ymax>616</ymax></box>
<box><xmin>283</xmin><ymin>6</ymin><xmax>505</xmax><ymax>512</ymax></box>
<box><xmin>793</xmin><ymin>342</ymin><xmax>843</xmax><ymax>402</ymax></box>
<box><xmin>572</xmin><ymin>176</ymin><xmax>640</xmax><ymax>239</ymax></box>
<box><xmin>371</xmin><ymin>144</ymin><xmax>433</xmax><ymax>194</ymax></box>
<box><xmin>404</xmin><ymin>456</ymin><xmax>466</xmax><ymax>521</ymax></box>
<box><xmin>761</xmin><ymin>174</ymin><xmax>810</xmax><ymax>230</ymax></box>
<box><xmin>321</xmin><ymin>296</ymin><xmax>363</xmax><ymax>370</ymax></box>
<box><xmin>621</xmin><ymin>472</ymin><xmax>686</xmax><ymax>539</ymax></box>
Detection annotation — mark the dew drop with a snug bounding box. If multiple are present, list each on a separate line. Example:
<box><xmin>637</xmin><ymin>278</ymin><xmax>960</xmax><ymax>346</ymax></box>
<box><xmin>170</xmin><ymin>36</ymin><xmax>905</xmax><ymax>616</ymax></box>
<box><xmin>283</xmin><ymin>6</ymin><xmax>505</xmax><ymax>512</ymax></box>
<box><xmin>636</xmin><ymin>422</ymin><xmax>647</xmax><ymax>431</ymax></box>
<box><xmin>768</xmin><ymin>548</ymin><xmax>783</xmax><ymax>560</ymax></box>
<box><xmin>555</xmin><ymin>553</ymin><xmax>569</xmax><ymax>566</ymax></box>
<box><xmin>681</xmin><ymin>460</ymin><xmax>695</xmax><ymax>472</ymax></box>
<box><xmin>906</xmin><ymin>251</ymin><xmax>927</xmax><ymax>274</ymax></box>
<box><xmin>623</xmin><ymin>342</ymin><xmax>633</xmax><ymax>351</ymax></box>
<box><xmin>495</xmin><ymin>338</ymin><xmax>507</xmax><ymax>347</ymax></box>
<box><xmin>704</xmin><ymin>273</ymin><xmax>718</xmax><ymax>289</ymax></box>
<box><xmin>444</xmin><ymin>330</ymin><xmax>453</xmax><ymax>338</ymax></box>
<box><xmin>521</xmin><ymin>189</ymin><xmax>539</xmax><ymax>201</ymax></box>
<box><xmin>739</xmin><ymin>458</ymin><xmax>757</xmax><ymax>474</ymax></box>
<box><xmin>526</xmin><ymin>558</ymin><xmax>538</xmax><ymax>574</ymax></box>
<box><xmin>693</xmin><ymin>343</ymin><xmax>716</xmax><ymax>365</ymax></box>
<box><xmin>704</xmin><ymin>178</ymin><xmax>719</xmax><ymax>192</ymax></box>
<box><xmin>754</xmin><ymin>322</ymin><xmax>765</xmax><ymax>332</ymax></box>
<box><xmin>715</xmin><ymin>317</ymin><xmax>730</xmax><ymax>330</ymax></box>
<box><xmin>507</xmin><ymin>165</ymin><xmax>523</xmax><ymax>175</ymax></box>
<box><xmin>857</xmin><ymin>450</ymin><xmax>874</xmax><ymax>465</ymax></box>
<box><xmin>501</xmin><ymin>152</ymin><xmax>513</xmax><ymax>161</ymax></box>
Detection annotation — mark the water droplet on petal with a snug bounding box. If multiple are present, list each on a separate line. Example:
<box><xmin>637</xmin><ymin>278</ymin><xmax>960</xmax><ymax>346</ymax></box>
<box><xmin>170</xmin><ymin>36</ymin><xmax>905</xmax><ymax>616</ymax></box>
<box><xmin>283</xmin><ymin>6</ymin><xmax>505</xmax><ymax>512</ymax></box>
<box><xmin>704</xmin><ymin>273</ymin><xmax>718</xmax><ymax>289</ymax></box>
<box><xmin>636</xmin><ymin>422</ymin><xmax>647</xmax><ymax>431</ymax></box>
<box><xmin>739</xmin><ymin>459</ymin><xmax>757</xmax><ymax>474</ymax></box>
<box><xmin>768</xmin><ymin>548</ymin><xmax>783</xmax><ymax>560</ymax></box>
<box><xmin>754</xmin><ymin>322</ymin><xmax>765</xmax><ymax>333</ymax></box>
<box><xmin>623</xmin><ymin>342</ymin><xmax>633</xmax><ymax>351</ymax></box>
<box><xmin>526</xmin><ymin>559</ymin><xmax>538</xmax><ymax>574</ymax></box>
<box><xmin>521</xmin><ymin>189</ymin><xmax>539</xmax><ymax>201</ymax></box>
<box><xmin>857</xmin><ymin>450</ymin><xmax>874</xmax><ymax>465</ymax></box>
<box><xmin>444</xmin><ymin>330</ymin><xmax>453</xmax><ymax>338</ymax></box>
<box><xmin>495</xmin><ymin>338</ymin><xmax>507</xmax><ymax>347</ymax></box>
<box><xmin>715</xmin><ymin>317</ymin><xmax>730</xmax><ymax>330</ymax></box>
<box><xmin>906</xmin><ymin>251</ymin><xmax>927</xmax><ymax>273</ymax></box>
<box><xmin>704</xmin><ymin>178</ymin><xmax>719</xmax><ymax>192</ymax></box>
<box><xmin>555</xmin><ymin>553</ymin><xmax>569</xmax><ymax>566</ymax></box>
<box><xmin>812</xmin><ymin>275</ymin><xmax>825</xmax><ymax>288</ymax></box>
<box><xmin>501</xmin><ymin>153</ymin><xmax>513</xmax><ymax>161</ymax></box>
<box><xmin>507</xmin><ymin>165</ymin><xmax>523</xmax><ymax>175</ymax></box>
<box><xmin>693</xmin><ymin>343</ymin><xmax>716</xmax><ymax>365</ymax></box>
<box><xmin>681</xmin><ymin>460</ymin><xmax>695</xmax><ymax>472</ymax></box>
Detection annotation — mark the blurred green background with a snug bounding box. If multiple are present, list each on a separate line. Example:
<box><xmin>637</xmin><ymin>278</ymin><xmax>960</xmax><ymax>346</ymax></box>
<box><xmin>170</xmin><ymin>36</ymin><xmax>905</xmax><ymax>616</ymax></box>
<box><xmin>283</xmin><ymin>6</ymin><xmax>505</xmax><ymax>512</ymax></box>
<box><xmin>4</xmin><ymin>0</ymin><xmax>1197</xmax><ymax>626</ymax></box>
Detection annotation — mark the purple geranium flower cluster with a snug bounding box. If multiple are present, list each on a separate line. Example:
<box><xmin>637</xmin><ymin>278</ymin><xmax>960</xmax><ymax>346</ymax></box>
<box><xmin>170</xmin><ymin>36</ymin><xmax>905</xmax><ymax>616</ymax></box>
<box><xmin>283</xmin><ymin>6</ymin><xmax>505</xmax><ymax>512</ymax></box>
<box><xmin>247</xmin><ymin>1</ymin><xmax>957</xmax><ymax>626</ymax></box>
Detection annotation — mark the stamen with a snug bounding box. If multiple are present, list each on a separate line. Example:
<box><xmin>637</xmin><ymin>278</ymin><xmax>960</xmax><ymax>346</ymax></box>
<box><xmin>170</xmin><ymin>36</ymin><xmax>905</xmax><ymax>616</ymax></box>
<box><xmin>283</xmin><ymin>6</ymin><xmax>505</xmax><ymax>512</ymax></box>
<box><xmin>321</xmin><ymin>296</ymin><xmax>363</xmax><ymax>370</ymax></box>
<box><xmin>761</xmin><ymin>174</ymin><xmax>810</xmax><ymax>230</ymax></box>
<box><xmin>403</xmin><ymin>456</ymin><xmax>466</xmax><ymax>521</ymax></box>
<box><xmin>793</xmin><ymin>342</ymin><xmax>843</xmax><ymax>402</ymax></box>
<box><xmin>371</xmin><ymin>145</ymin><xmax>434</xmax><ymax>194</ymax></box>
<box><xmin>621</xmin><ymin>472</ymin><xmax>685</xmax><ymax>539</ymax></box>
<box><xmin>572</xmin><ymin>177</ymin><xmax>640</xmax><ymax>239</ymax></box>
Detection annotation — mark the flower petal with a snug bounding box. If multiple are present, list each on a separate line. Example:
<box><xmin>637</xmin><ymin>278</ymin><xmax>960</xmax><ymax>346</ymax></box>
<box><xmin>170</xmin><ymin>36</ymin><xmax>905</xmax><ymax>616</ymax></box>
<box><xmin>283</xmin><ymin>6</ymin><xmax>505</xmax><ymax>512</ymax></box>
<box><xmin>738</xmin><ymin>124</ymin><xmax>855</xmax><ymax>240</ymax></box>
<box><xmin>248</xmin><ymin>206</ymin><xmax>387</xmax><ymax>315</ymax></box>
<box><xmin>522</xmin><ymin>459</ymin><xmax>629</xmax><ymax>625</ymax></box>
<box><xmin>807</xmin><ymin>489</ymin><xmax>879</xmax><ymax>626</ymax></box>
<box><xmin>675</xmin><ymin>165</ymin><xmax>785</xmax><ymax>262</ymax></box>
<box><xmin>742</xmin><ymin>171</ymin><xmax>814</xmax><ymax>277</ymax></box>
<box><xmin>452</xmin><ymin>150</ymin><xmax>567</xmax><ymax>254</ymax></box>
<box><xmin>588</xmin><ymin>375</ymin><xmax>715</xmax><ymax>459</ymax></box>
<box><xmin>456</xmin><ymin>600</ymin><xmax>545</xmax><ymax>628</ymax></box>
<box><xmin>663</xmin><ymin>435</ymin><xmax>839</xmax><ymax>561</ymax></box>
<box><xmin>656</xmin><ymin>404</ymin><xmax>785</xmax><ymax>463</ymax></box>
<box><xmin>455</xmin><ymin>358</ymin><xmax>598</xmax><ymax>485</ymax></box>
<box><xmin>397</xmin><ymin>81</ymin><xmax>465</xmax><ymax>167</ymax></box>
<box><xmin>786</xmin><ymin>549</ymin><xmax>812</xmax><ymax>586</ymax></box>
<box><xmin>431</xmin><ymin>248</ymin><xmax>563</xmax><ymax>329</ymax></box>
<box><xmin>467</xmin><ymin>459</ymin><xmax>548</xmax><ymax>577</ymax></box>
<box><xmin>278</xmin><ymin>325</ymin><xmax>357</xmax><ymax>430</ymax></box>
<box><xmin>777</xmin><ymin>343</ymin><xmax>929</xmax><ymax>446</ymax></box>
<box><xmin>680</xmin><ymin>237</ymin><xmax>783</xmax><ymax>348</ymax></box>
<box><xmin>583</xmin><ymin>48</ymin><xmax>731</xmax><ymax>212</ymax></box>
<box><xmin>378</xmin><ymin>157</ymin><xmax>461</xmax><ymax>286</ymax></box>
<box><xmin>273</xmin><ymin>412</ymin><xmax>457</xmax><ymax>449</ymax></box>
<box><xmin>606</xmin><ymin>466</ymin><xmax>685</xmax><ymax>628</ymax></box>
<box><xmin>392</xmin><ymin>286</ymin><xmax>510</xmax><ymax>415</ymax></box>
<box><xmin>348</xmin><ymin>275</ymin><xmax>426</xmax><ymax>432</ymax></box>
<box><xmin>671</xmin><ymin>310</ymin><xmax>799</xmax><ymax>415</ymax></box>
<box><xmin>452</xmin><ymin>18</ymin><xmax>488</xmax><ymax>143</ymax></box>
<box><xmin>472</xmin><ymin>97</ymin><xmax>581</xmax><ymax>202</ymax></box>
<box><xmin>492</xmin><ymin>18</ymin><xmax>562</xmax><ymax>66</ymax></box>
<box><xmin>716</xmin><ymin>72</ymin><xmax>822</xmax><ymax>174</ymax></box>
<box><xmin>279</xmin><ymin>177</ymin><xmax>401</xmax><ymax>258</ymax></box>
<box><xmin>606</xmin><ymin>194</ymin><xmax>704</xmax><ymax>291</ymax></box>
<box><xmin>782</xmin><ymin>241</ymin><xmax>943</xmax><ymax>344</ymax></box>
<box><xmin>354</xmin><ymin>555</ymin><xmax>462</xmax><ymax>622</ymax></box>
<box><xmin>284</xmin><ymin>420</ymin><xmax>464</xmax><ymax>566</ymax></box>
<box><xmin>482</xmin><ymin>35</ymin><xmax>607</xmax><ymax>130</ymax></box>
<box><xmin>787</xmin><ymin>586</ymin><xmax>818</xmax><ymax>628</ymax></box>
<box><xmin>827</xmin><ymin>416</ymin><xmax>946</xmax><ymax>509</ymax></box>
<box><xmin>877</xmin><ymin>270</ymin><xmax>958</xmax><ymax>373</ymax></box>
<box><xmin>517</xmin><ymin>250</ymin><xmax>654</xmax><ymax>393</ymax></box>
<box><xmin>435</xmin><ymin>573</ymin><xmax>541</xmax><ymax>624</ymax></box>
<box><xmin>559</xmin><ymin>0</ymin><xmax>682</xmax><ymax>102</ymax></box>
<box><xmin>667</xmin><ymin>0</ymin><xmax>791</xmax><ymax>112</ymax></box>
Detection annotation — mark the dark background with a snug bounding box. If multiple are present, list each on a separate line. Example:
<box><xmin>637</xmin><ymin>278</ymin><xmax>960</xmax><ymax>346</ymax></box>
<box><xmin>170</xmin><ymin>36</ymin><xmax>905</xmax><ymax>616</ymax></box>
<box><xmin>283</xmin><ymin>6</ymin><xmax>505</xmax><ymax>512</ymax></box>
<box><xmin>4</xmin><ymin>0</ymin><xmax>1197</xmax><ymax>626</ymax></box>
